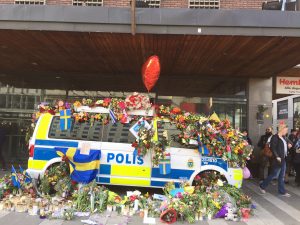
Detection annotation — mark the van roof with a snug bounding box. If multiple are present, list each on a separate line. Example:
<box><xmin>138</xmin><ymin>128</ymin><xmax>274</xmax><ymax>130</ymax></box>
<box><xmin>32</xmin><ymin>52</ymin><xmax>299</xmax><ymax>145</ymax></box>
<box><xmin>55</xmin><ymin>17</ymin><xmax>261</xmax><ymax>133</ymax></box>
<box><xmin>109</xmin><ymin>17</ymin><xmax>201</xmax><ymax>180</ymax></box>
<box><xmin>74</xmin><ymin>106</ymin><xmax>155</xmax><ymax>117</ymax></box>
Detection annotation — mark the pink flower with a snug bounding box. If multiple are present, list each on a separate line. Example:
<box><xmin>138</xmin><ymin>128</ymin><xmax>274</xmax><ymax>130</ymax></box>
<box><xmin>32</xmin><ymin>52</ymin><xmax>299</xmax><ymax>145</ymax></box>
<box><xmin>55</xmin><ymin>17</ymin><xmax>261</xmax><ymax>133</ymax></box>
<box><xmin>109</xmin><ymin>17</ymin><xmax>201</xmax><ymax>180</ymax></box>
<box><xmin>58</xmin><ymin>100</ymin><xmax>64</xmax><ymax>107</ymax></box>
<box><xmin>118</xmin><ymin>101</ymin><xmax>126</xmax><ymax>110</ymax></box>
<box><xmin>195</xmin><ymin>175</ymin><xmax>201</xmax><ymax>181</ymax></box>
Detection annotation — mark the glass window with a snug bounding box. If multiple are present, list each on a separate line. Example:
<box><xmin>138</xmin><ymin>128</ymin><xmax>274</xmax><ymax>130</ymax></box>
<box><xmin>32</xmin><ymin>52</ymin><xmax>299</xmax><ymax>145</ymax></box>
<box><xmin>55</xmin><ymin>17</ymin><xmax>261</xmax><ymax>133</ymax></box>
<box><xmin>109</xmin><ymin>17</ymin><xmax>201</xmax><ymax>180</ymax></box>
<box><xmin>293</xmin><ymin>97</ymin><xmax>300</xmax><ymax>129</ymax></box>
<box><xmin>11</xmin><ymin>95</ymin><xmax>21</xmax><ymax>109</ymax></box>
<box><xmin>48</xmin><ymin>116</ymin><xmax>136</xmax><ymax>143</ymax></box>
<box><xmin>157</xmin><ymin>96</ymin><xmax>247</xmax><ymax>131</ymax></box>
<box><xmin>26</xmin><ymin>96</ymin><xmax>36</xmax><ymax>110</ymax></box>
<box><xmin>0</xmin><ymin>94</ymin><xmax>6</xmax><ymax>108</ymax></box>
<box><xmin>277</xmin><ymin>100</ymin><xmax>288</xmax><ymax>120</ymax></box>
<box><xmin>157</xmin><ymin>120</ymin><xmax>183</xmax><ymax>148</ymax></box>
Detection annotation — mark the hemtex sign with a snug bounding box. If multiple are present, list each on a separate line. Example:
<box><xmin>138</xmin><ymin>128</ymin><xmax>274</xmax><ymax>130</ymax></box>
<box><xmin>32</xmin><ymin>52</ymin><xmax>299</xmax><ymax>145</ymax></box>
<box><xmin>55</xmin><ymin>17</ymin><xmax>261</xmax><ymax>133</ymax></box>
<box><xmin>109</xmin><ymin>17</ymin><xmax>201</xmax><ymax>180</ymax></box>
<box><xmin>276</xmin><ymin>77</ymin><xmax>300</xmax><ymax>94</ymax></box>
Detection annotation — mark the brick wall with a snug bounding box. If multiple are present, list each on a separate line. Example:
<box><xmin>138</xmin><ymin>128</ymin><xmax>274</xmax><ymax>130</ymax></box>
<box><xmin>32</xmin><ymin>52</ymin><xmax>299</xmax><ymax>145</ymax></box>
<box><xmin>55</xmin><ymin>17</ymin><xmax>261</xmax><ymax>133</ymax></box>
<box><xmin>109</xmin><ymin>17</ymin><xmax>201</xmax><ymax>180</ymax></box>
<box><xmin>47</xmin><ymin>0</ymin><xmax>71</xmax><ymax>5</ymax></box>
<box><xmin>0</xmin><ymin>0</ymin><xmax>13</xmax><ymax>4</ymax></box>
<box><xmin>0</xmin><ymin>0</ymin><xmax>265</xmax><ymax>9</ymax></box>
<box><xmin>103</xmin><ymin>0</ymin><xmax>129</xmax><ymax>7</ymax></box>
<box><xmin>161</xmin><ymin>0</ymin><xmax>188</xmax><ymax>8</ymax></box>
<box><xmin>220</xmin><ymin>0</ymin><xmax>264</xmax><ymax>9</ymax></box>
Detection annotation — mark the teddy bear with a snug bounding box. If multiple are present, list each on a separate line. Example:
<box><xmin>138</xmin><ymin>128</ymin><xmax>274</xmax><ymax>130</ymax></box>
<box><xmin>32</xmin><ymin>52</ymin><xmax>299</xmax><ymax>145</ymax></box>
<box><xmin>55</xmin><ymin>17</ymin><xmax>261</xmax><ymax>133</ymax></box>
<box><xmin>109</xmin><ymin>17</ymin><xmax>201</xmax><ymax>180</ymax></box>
<box><xmin>225</xmin><ymin>203</ymin><xmax>239</xmax><ymax>222</ymax></box>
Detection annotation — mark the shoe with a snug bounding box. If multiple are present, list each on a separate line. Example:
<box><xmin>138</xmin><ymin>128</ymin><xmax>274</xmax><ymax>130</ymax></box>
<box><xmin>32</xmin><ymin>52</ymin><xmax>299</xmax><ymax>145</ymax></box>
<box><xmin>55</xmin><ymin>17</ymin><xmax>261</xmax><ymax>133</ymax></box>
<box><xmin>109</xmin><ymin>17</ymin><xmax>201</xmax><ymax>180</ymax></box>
<box><xmin>280</xmin><ymin>193</ymin><xmax>291</xmax><ymax>197</ymax></box>
<box><xmin>259</xmin><ymin>185</ymin><xmax>266</xmax><ymax>194</ymax></box>
<box><xmin>271</xmin><ymin>181</ymin><xmax>277</xmax><ymax>186</ymax></box>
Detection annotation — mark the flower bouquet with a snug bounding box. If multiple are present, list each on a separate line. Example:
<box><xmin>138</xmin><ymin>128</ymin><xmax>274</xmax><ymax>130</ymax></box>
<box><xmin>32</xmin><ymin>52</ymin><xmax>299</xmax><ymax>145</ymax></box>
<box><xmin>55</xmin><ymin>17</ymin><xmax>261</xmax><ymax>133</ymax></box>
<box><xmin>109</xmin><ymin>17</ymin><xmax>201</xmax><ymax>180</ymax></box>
<box><xmin>160</xmin><ymin>208</ymin><xmax>177</xmax><ymax>224</ymax></box>
<box><xmin>125</xmin><ymin>92</ymin><xmax>151</xmax><ymax>111</ymax></box>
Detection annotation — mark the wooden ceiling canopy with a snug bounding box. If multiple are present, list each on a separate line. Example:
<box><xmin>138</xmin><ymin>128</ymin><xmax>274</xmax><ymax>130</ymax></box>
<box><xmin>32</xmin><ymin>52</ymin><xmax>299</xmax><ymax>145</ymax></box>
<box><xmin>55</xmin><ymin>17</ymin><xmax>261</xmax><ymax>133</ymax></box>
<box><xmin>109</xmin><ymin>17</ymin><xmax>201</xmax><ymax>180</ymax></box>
<box><xmin>1</xmin><ymin>30</ymin><xmax>300</xmax><ymax>96</ymax></box>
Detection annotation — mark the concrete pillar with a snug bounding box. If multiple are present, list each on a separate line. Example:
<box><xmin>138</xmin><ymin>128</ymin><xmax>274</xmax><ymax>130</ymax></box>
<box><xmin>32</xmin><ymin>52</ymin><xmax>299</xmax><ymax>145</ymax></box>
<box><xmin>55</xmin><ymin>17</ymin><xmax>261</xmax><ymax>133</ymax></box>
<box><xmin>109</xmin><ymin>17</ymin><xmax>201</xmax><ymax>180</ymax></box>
<box><xmin>247</xmin><ymin>78</ymin><xmax>273</xmax><ymax>158</ymax></box>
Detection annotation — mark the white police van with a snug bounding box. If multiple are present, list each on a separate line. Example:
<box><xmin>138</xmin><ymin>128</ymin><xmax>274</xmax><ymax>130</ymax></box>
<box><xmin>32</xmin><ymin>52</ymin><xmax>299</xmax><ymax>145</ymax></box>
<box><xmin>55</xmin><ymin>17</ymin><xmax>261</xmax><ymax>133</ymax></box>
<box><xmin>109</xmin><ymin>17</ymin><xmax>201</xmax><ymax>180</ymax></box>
<box><xmin>27</xmin><ymin>107</ymin><xmax>243</xmax><ymax>188</ymax></box>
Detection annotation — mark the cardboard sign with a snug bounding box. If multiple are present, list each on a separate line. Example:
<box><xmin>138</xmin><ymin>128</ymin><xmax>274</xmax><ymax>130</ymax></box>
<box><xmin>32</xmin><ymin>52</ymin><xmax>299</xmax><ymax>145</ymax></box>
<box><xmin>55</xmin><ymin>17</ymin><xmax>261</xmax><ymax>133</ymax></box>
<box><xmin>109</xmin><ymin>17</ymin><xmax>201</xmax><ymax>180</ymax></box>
<box><xmin>153</xmin><ymin>194</ymin><xmax>167</xmax><ymax>201</ymax></box>
<box><xmin>80</xmin><ymin>142</ymin><xmax>91</xmax><ymax>155</ymax></box>
<box><xmin>130</xmin><ymin>118</ymin><xmax>151</xmax><ymax>139</ymax></box>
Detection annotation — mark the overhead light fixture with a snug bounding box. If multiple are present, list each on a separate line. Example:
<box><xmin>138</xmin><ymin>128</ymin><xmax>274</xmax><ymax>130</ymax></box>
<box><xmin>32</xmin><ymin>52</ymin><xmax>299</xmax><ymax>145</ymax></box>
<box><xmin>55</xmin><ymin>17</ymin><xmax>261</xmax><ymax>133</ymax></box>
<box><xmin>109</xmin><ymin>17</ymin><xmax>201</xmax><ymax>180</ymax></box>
<box><xmin>56</xmin><ymin>76</ymin><xmax>61</xmax><ymax>79</ymax></box>
<box><xmin>294</xmin><ymin>64</ymin><xmax>300</xmax><ymax>68</ymax></box>
<box><xmin>31</xmin><ymin>62</ymin><xmax>38</xmax><ymax>66</ymax></box>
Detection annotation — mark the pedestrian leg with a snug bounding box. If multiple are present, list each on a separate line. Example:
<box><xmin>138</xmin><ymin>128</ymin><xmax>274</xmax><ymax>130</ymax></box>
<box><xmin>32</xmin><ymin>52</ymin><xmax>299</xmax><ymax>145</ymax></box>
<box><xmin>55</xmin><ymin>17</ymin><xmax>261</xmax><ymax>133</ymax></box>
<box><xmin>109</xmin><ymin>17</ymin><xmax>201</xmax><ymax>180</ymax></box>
<box><xmin>278</xmin><ymin>162</ymin><xmax>287</xmax><ymax>195</ymax></box>
<box><xmin>260</xmin><ymin>165</ymin><xmax>280</xmax><ymax>190</ymax></box>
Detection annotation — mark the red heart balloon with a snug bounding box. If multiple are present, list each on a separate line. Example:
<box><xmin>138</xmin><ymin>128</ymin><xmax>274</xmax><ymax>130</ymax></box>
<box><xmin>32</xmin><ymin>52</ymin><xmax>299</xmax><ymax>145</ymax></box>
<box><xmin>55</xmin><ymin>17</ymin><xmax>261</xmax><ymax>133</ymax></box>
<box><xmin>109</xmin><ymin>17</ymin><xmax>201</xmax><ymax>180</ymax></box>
<box><xmin>142</xmin><ymin>55</ymin><xmax>160</xmax><ymax>92</ymax></box>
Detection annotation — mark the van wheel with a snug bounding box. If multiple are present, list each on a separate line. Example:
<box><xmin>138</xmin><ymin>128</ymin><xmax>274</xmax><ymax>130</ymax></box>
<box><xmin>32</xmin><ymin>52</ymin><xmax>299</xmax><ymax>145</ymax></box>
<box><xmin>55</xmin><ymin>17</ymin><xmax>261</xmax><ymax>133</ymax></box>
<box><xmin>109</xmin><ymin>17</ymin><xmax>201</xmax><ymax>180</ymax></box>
<box><xmin>192</xmin><ymin>170</ymin><xmax>227</xmax><ymax>187</ymax></box>
<box><xmin>44</xmin><ymin>163</ymin><xmax>61</xmax><ymax>176</ymax></box>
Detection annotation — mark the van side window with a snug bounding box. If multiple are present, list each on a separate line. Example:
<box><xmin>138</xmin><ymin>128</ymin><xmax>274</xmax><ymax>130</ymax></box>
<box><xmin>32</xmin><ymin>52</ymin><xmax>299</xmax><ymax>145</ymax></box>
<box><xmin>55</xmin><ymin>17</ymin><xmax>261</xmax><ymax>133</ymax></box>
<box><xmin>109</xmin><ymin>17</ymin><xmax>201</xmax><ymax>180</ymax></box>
<box><xmin>48</xmin><ymin>116</ymin><xmax>135</xmax><ymax>143</ymax></box>
<box><xmin>48</xmin><ymin>116</ymin><xmax>74</xmax><ymax>139</ymax></box>
<box><xmin>157</xmin><ymin>121</ymin><xmax>183</xmax><ymax>148</ymax></box>
<box><xmin>107</xmin><ymin>122</ymin><xmax>135</xmax><ymax>143</ymax></box>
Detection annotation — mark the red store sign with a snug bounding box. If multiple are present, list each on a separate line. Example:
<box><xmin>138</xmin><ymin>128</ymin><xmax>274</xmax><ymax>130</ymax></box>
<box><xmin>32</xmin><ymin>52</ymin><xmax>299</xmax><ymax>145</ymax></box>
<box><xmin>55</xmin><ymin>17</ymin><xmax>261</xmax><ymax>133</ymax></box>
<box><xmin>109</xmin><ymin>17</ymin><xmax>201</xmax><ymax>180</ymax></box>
<box><xmin>276</xmin><ymin>77</ymin><xmax>300</xmax><ymax>94</ymax></box>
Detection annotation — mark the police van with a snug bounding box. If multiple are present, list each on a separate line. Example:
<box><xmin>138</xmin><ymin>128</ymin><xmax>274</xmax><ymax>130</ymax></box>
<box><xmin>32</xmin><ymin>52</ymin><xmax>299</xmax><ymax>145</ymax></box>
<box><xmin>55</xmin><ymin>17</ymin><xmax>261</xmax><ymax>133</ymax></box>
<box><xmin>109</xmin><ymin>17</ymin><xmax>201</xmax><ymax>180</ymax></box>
<box><xmin>27</xmin><ymin>107</ymin><xmax>243</xmax><ymax>188</ymax></box>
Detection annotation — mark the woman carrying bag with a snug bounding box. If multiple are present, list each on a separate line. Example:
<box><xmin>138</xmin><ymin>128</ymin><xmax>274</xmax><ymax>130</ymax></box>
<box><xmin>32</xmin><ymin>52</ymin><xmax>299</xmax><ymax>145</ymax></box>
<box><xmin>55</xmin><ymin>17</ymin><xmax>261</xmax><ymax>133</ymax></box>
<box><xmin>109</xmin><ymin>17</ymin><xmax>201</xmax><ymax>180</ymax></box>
<box><xmin>259</xmin><ymin>123</ymin><xmax>292</xmax><ymax>197</ymax></box>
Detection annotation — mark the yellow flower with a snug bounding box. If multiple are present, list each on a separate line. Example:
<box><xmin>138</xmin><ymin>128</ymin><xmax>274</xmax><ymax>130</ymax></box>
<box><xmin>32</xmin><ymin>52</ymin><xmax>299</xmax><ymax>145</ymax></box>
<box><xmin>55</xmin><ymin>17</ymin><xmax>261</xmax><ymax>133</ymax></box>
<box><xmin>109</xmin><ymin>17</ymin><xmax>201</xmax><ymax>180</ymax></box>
<box><xmin>234</xmin><ymin>147</ymin><xmax>239</xmax><ymax>154</ymax></box>
<box><xmin>212</xmin><ymin>200</ymin><xmax>221</xmax><ymax>209</ymax></box>
<box><xmin>73</xmin><ymin>101</ymin><xmax>81</xmax><ymax>108</ymax></box>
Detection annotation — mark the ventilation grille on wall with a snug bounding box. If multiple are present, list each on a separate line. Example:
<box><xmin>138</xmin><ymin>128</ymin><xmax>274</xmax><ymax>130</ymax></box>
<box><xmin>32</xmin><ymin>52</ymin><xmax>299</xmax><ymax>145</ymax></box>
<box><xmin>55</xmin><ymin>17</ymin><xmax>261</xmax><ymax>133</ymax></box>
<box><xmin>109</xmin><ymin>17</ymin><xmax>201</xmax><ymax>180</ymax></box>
<box><xmin>15</xmin><ymin>0</ymin><xmax>45</xmax><ymax>5</ymax></box>
<box><xmin>189</xmin><ymin>0</ymin><xmax>220</xmax><ymax>9</ymax></box>
<box><xmin>73</xmin><ymin>0</ymin><xmax>103</xmax><ymax>6</ymax></box>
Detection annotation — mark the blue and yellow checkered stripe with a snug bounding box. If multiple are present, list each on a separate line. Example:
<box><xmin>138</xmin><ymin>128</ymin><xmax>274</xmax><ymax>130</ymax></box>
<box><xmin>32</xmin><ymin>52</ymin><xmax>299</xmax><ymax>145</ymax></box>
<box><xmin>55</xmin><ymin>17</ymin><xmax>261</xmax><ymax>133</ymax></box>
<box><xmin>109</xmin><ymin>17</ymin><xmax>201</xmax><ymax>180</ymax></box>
<box><xmin>96</xmin><ymin>164</ymin><xmax>195</xmax><ymax>187</ymax></box>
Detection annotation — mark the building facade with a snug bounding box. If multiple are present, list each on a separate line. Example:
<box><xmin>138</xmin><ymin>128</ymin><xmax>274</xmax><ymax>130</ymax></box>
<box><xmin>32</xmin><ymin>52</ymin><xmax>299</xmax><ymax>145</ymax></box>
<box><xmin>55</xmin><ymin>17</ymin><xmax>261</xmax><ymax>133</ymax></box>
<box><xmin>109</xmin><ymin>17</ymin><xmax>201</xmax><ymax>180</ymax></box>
<box><xmin>0</xmin><ymin>0</ymin><xmax>265</xmax><ymax>9</ymax></box>
<box><xmin>0</xmin><ymin>0</ymin><xmax>300</xmax><ymax>173</ymax></box>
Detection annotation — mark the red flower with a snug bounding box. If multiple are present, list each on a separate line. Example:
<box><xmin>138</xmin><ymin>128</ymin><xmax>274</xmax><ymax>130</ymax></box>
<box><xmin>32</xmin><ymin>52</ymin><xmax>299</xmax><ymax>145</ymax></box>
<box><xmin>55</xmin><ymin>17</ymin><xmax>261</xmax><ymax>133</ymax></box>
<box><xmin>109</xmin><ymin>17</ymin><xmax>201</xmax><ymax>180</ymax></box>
<box><xmin>130</xmin><ymin>195</ymin><xmax>137</xmax><ymax>202</ymax></box>
<box><xmin>103</xmin><ymin>98</ymin><xmax>111</xmax><ymax>107</ymax></box>
<box><xmin>71</xmin><ymin>180</ymin><xmax>77</xmax><ymax>185</ymax></box>
<box><xmin>118</xmin><ymin>101</ymin><xmax>126</xmax><ymax>110</ymax></box>
<box><xmin>171</xmin><ymin>107</ymin><xmax>181</xmax><ymax>114</ymax></box>
<box><xmin>132</xmin><ymin>142</ymin><xmax>138</xmax><ymax>148</ymax></box>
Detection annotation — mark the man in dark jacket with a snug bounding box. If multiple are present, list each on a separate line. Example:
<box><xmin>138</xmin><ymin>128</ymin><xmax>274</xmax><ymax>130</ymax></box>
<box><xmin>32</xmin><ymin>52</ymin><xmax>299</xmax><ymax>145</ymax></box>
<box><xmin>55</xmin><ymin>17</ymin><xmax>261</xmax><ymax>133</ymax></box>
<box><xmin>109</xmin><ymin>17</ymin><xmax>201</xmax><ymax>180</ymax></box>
<box><xmin>294</xmin><ymin>135</ymin><xmax>300</xmax><ymax>186</ymax></box>
<box><xmin>286</xmin><ymin>129</ymin><xmax>298</xmax><ymax>178</ymax></box>
<box><xmin>260</xmin><ymin>123</ymin><xmax>292</xmax><ymax>197</ymax></box>
<box><xmin>258</xmin><ymin>127</ymin><xmax>273</xmax><ymax>180</ymax></box>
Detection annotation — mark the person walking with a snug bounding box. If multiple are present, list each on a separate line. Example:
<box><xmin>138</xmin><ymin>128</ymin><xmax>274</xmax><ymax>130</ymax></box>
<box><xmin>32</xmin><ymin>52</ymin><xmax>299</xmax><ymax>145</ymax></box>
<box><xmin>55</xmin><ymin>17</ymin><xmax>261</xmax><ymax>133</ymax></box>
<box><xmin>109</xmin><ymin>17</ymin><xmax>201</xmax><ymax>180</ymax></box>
<box><xmin>0</xmin><ymin>126</ymin><xmax>6</xmax><ymax>170</ymax></box>
<box><xmin>242</xmin><ymin>129</ymin><xmax>253</xmax><ymax>145</ymax></box>
<box><xmin>258</xmin><ymin>127</ymin><xmax>273</xmax><ymax>180</ymax></box>
<box><xmin>293</xmin><ymin>135</ymin><xmax>300</xmax><ymax>186</ymax></box>
<box><xmin>259</xmin><ymin>123</ymin><xmax>292</xmax><ymax>197</ymax></box>
<box><xmin>287</xmin><ymin>129</ymin><xmax>298</xmax><ymax>177</ymax></box>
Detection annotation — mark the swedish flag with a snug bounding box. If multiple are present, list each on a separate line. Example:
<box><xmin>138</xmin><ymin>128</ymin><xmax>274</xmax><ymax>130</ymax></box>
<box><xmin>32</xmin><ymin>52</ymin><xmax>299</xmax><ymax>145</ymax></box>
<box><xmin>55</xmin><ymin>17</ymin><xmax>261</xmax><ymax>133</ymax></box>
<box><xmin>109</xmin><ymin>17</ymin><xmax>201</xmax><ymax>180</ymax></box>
<box><xmin>198</xmin><ymin>135</ymin><xmax>209</xmax><ymax>155</ymax></box>
<box><xmin>55</xmin><ymin>147</ymin><xmax>101</xmax><ymax>184</ymax></box>
<box><xmin>11</xmin><ymin>165</ymin><xmax>20</xmax><ymax>188</ymax></box>
<box><xmin>60</xmin><ymin>109</ymin><xmax>71</xmax><ymax>131</ymax></box>
<box><xmin>19</xmin><ymin>165</ymin><xmax>32</xmax><ymax>183</ymax></box>
<box><xmin>159</xmin><ymin>153</ymin><xmax>171</xmax><ymax>175</ymax></box>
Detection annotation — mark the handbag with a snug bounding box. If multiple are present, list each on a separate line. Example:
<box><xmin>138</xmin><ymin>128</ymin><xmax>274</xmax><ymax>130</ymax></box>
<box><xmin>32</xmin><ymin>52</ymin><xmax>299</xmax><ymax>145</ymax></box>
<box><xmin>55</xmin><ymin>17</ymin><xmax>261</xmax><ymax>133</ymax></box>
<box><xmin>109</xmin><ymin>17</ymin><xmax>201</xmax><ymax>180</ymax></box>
<box><xmin>263</xmin><ymin>143</ymin><xmax>273</xmax><ymax>158</ymax></box>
